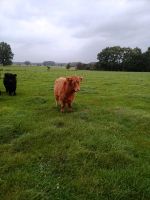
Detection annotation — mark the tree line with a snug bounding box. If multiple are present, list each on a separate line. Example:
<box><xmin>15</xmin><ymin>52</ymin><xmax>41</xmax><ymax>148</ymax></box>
<box><xmin>96</xmin><ymin>46</ymin><xmax>150</xmax><ymax>72</ymax></box>
<box><xmin>0</xmin><ymin>42</ymin><xmax>150</xmax><ymax>71</ymax></box>
<box><xmin>74</xmin><ymin>46</ymin><xmax>150</xmax><ymax>72</ymax></box>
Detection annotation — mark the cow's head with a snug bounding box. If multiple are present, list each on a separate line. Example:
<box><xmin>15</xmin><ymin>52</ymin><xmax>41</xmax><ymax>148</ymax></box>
<box><xmin>66</xmin><ymin>76</ymin><xmax>83</xmax><ymax>92</ymax></box>
<box><xmin>4</xmin><ymin>73</ymin><xmax>17</xmax><ymax>79</ymax></box>
<box><xmin>4</xmin><ymin>73</ymin><xmax>17</xmax><ymax>83</ymax></box>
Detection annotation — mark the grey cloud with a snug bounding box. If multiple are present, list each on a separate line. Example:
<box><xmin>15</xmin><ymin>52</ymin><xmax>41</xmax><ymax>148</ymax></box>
<box><xmin>0</xmin><ymin>0</ymin><xmax>150</xmax><ymax>62</ymax></box>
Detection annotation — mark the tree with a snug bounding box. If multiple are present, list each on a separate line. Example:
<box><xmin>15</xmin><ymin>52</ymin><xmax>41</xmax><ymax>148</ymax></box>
<box><xmin>97</xmin><ymin>46</ymin><xmax>149</xmax><ymax>71</ymax></box>
<box><xmin>66</xmin><ymin>63</ymin><xmax>71</xmax><ymax>70</ymax></box>
<box><xmin>142</xmin><ymin>47</ymin><xmax>150</xmax><ymax>71</ymax></box>
<box><xmin>76</xmin><ymin>62</ymin><xmax>85</xmax><ymax>70</ymax></box>
<box><xmin>0</xmin><ymin>42</ymin><xmax>14</xmax><ymax>66</ymax></box>
<box><xmin>122</xmin><ymin>47</ymin><xmax>143</xmax><ymax>71</ymax></box>
<box><xmin>24</xmin><ymin>61</ymin><xmax>31</xmax><ymax>65</ymax></box>
<box><xmin>43</xmin><ymin>61</ymin><xmax>55</xmax><ymax>66</ymax></box>
<box><xmin>97</xmin><ymin>46</ymin><xmax>124</xmax><ymax>71</ymax></box>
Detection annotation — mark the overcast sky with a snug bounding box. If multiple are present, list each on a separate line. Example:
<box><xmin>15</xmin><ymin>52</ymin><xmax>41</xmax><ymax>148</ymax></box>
<box><xmin>0</xmin><ymin>0</ymin><xmax>150</xmax><ymax>63</ymax></box>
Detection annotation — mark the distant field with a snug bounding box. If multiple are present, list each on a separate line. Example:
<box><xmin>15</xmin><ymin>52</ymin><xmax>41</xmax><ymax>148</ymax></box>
<box><xmin>0</xmin><ymin>66</ymin><xmax>150</xmax><ymax>200</ymax></box>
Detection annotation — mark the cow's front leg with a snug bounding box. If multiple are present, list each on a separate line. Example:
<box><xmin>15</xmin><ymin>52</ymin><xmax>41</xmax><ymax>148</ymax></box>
<box><xmin>67</xmin><ymin>102</ymin><xmax>73</xmax><ymax>112</ymax></box>
<box><xmin>9</xmin><ymin>91</ymin><xmax>12</xmax><ymax>96</ymax></box>
<box><xmin>60</xmin><ymin>101</ymin><xmax>65</xmax><ymax>112</ymax></box>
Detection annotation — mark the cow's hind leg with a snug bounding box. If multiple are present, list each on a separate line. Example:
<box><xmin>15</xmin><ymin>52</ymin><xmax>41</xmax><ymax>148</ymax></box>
<box><xmin>8</xmin><ymin>90</ymin><xmax>12</xmax><ymax>96</ymax></box>
<box><xmin>5</xmin><ymin>87</ymin><xmax>8</xmax><ymax>93</ymax></box>
<box><xmin>55</xmin><ymin>95</ymin><xmax>59</xmax><ymax>106</ymax></box>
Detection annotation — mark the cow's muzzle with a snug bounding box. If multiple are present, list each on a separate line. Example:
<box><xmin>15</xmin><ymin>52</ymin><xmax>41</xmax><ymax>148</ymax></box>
<box><xmin>74</xmin><ymin>89</ymin><xmax>80</xmax><ymax>92</ymax></box>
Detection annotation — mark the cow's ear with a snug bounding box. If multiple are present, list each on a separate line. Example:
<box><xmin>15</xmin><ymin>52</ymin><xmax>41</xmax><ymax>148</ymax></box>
<box><xmin>79</xmin><ymin>76</ymin><xmax>83</xmax><ymax>81</ymax></box>
<box><xmin>14</xmin><ymin>74</ymin><xmax>17</xmax><ymax>77</ymax></box>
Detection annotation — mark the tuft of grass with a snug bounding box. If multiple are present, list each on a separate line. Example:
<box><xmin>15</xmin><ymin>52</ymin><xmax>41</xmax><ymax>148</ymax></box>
<box><xmin>0</xmin><ymin>122</ymin><xmax>29</xmax><ymax>144</ymax></box>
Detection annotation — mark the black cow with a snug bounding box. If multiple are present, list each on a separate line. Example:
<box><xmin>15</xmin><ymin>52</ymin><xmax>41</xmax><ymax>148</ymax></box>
<box><xmin>3</xmin><ymin>73</ymin><xmax>17</xmax><ymax>96</ymax></box>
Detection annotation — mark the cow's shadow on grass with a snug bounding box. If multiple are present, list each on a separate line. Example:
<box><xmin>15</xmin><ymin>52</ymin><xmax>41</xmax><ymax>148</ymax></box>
<box><xmin>51</xmin><ymin>103</ymin><xmax>85</xmax><ymax>114</ymax></box>
<box><xmin>0</xmin><ymin>91</ymin><xmax>18</xmax><ymax>99</ymax></box>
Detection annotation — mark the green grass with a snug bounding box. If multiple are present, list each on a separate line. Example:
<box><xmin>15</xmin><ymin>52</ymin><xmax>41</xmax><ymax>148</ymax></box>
<box><xmin>0</xmin><ymin>66</ymin><xmax>150</xmax><ymax>200</ymax></box>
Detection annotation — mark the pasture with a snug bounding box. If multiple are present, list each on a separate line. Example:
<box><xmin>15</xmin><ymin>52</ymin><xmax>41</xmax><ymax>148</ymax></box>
<box><xmin>0</xmin><ymin>66</ymin><xmax>150</xmax><ymax>200</ymax></box>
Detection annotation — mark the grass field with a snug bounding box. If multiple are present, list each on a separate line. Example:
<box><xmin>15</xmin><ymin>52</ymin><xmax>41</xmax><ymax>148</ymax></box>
<box><xmin>0</xmin><ymin>66</ymin><xmax>150</xmax><ymax>200</ymax></box>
